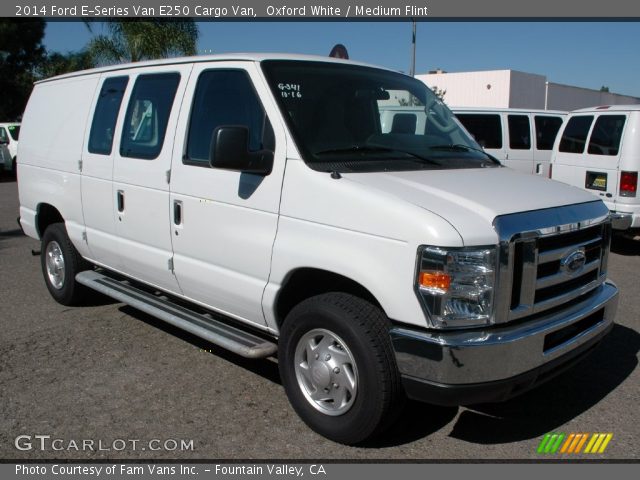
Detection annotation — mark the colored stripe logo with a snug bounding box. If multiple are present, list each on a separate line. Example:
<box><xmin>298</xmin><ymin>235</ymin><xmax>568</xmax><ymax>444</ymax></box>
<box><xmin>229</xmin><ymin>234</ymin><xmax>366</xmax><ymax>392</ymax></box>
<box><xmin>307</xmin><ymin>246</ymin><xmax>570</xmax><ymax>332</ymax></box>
<box><xmin>537</xmin><ymin>433</ymin><xmax>613</xmax><ymax>454</ymax></box>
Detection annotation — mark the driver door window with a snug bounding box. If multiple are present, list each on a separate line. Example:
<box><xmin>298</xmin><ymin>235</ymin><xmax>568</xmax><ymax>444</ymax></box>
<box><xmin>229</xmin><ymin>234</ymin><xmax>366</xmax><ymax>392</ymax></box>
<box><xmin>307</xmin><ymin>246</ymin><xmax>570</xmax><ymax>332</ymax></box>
<box><xmin>184</xmin><ymin>69</ymin><xmax>274</xmax><ymax>167</ymax></box>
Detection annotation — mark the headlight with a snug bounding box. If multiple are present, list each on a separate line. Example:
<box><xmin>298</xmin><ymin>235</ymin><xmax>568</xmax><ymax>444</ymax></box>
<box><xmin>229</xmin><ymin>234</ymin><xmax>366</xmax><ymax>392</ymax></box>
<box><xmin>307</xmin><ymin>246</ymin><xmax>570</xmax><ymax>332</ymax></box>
<box><xmin>415</xmin><ymin>246</ymin><xmax>497</xmax><ymax>328</ymax></box>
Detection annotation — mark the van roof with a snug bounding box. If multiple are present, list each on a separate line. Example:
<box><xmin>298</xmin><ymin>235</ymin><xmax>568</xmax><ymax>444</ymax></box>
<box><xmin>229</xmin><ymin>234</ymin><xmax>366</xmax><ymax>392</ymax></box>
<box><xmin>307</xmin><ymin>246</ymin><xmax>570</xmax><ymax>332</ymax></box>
<box><xmin>450</xmin><ymin>107</ymin><xmax>567</xmax><ymax>115</ymax></box>
<box><xmin>35</xmin><ymin>53</ymin><xmax>394</xmax><ymax>84</ymax></box>
<box><xmin>570</xmin><ymin>104</ymin><xmax>640</xmax><ymax>113</ymax></box>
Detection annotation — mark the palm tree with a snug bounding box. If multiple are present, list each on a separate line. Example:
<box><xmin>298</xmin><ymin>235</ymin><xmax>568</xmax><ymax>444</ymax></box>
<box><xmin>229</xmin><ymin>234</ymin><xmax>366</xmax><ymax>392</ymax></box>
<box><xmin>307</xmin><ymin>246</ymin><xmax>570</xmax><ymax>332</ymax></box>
<box><xmin>87</xmin><ymin>20</ymin><xmax>198</xmax><ymax>65</ymax></box>
<box><xmin>37</xmin><ymin>50</ymin><xmax>95</xmax><ymax>79</ymax></box>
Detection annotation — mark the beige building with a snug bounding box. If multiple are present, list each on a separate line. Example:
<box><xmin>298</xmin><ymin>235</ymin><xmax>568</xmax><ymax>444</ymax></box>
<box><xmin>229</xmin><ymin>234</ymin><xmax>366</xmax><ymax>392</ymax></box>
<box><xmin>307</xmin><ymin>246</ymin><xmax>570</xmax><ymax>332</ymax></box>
<box><xmin>416</xmin><ymin>69</ymin><xmax>640</xmax><ymax>110</ymax></box>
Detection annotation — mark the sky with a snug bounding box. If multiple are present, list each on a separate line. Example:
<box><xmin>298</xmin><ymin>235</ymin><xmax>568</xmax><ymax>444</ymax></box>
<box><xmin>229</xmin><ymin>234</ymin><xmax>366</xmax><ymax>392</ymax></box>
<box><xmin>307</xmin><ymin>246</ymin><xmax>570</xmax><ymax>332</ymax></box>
<box><xmin>43</xmin><ymin>21</ymin><xmax>640</xmax><ymax>97</ymax></box>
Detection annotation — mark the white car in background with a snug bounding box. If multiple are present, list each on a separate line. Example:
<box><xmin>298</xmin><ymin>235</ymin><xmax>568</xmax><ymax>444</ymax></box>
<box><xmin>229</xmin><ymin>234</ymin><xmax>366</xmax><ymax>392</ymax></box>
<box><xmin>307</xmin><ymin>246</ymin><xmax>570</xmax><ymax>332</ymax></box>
<box><xmin>0</xmin><ymin>122</ymin><xmax>20</xmax><ymax>174</ymax></box>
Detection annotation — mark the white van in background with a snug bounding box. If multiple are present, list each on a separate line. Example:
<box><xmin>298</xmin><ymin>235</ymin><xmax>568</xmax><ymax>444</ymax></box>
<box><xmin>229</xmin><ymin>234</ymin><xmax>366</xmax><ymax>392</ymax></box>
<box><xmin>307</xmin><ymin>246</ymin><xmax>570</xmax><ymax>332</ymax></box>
<box><xmin>550</xmin><ymin>105</ymin><xmax>640</xmax><ymax>233</ymax></box>
<box><xmin>453</xmin><ymin>108</ymin><xmax>566</xmax><ymax>176</ymax></box>
<box><xmin>0</xmin><ymin>122</ymin><xmax>20</xmax><ymax>174</ymax></box>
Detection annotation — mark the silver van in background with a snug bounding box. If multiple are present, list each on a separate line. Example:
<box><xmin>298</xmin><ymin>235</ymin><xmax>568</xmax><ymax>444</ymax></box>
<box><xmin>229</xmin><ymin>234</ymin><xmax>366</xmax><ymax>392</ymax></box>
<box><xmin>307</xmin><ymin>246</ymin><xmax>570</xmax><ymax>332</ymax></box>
<box><xmin>453</xmin><ymin>108</ymin><xmax>566</xmax><ymax>176</ymax></box>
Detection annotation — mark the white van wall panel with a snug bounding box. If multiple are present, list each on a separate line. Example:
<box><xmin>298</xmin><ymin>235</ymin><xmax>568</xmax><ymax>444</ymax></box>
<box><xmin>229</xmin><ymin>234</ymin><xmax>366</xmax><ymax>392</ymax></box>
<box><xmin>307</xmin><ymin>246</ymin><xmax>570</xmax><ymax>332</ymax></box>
<box><xmin>619</xmin><ymin>112</ymin><xmax>640</xmax><ymax>173</ymax></box>
<box><xmin>417</xmin><ymin>70</ymin><xmax>512</xmax><ymax>108</ymax></box>
<box><xmin>19</xmin><ymin>77</ymin><xmax>100</xmax><ymax>172</ymax></box>
<box><xmin>17</xmin><ymin>165</ymin><xmax>87</xmax><ymax>255</ymax></box>
<box><xmin>615</xmin><ymin>112</ymin><xmax>640</xmax><ymax>208</ymax></box>
<box><xmin>18</xmin><ymin>206</ymin><xmax>38</xmax><ymax>239</ymax></box>
<box><xmin>18</xmin><ymin>76</ymin><xmax>99</xmax><ymax>250</ymax></box>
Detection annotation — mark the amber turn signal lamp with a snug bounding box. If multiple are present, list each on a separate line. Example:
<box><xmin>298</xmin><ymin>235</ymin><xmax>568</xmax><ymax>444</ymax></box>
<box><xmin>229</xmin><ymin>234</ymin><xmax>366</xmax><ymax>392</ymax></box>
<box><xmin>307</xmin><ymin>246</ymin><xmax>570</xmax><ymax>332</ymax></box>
<box><xmin>419</xmin><ymin>271</ymin><xmax>451</xmax><ymax>291</ymax></box>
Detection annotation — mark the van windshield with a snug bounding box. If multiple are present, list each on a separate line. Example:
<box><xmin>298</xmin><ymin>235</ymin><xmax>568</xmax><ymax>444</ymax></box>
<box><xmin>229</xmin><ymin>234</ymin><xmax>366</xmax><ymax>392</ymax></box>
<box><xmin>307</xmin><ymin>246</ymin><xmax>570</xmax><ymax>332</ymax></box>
<box><xmin>261</xmin><ymin>60</ymin><xmax>498</xmax><ymax>173</ymax></box>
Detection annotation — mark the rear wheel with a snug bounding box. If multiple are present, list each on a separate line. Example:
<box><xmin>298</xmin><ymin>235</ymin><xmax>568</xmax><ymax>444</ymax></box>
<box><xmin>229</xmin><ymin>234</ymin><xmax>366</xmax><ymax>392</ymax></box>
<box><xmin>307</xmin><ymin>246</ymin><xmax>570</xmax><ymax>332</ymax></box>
<box><xmin>40</xmin><ymin>223</ymin><xmax>90</xmax><ymax>305</ymax></box>
<box><xmin>278</xmin><ymin>293</ymin><xmax>403</xmax><ymax>444</ymax></box>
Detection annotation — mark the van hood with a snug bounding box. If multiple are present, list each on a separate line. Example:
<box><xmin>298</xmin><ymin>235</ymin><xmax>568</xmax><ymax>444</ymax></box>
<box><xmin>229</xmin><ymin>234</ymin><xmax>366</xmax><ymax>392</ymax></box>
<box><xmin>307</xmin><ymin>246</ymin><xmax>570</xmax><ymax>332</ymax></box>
<box><xmin>343</xmin><ymin>167</ymin><xmax>600</xmax><ymax>245</ymax></box>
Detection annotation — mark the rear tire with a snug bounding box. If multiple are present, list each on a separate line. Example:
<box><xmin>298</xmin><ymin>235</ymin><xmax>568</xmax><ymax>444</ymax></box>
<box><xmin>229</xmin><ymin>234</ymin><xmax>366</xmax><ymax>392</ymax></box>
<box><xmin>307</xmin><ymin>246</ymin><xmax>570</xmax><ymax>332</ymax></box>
<box><xmin>40</xmin><ymin>223</ymin><xmax>90</xmax><ymax>305</ymax></box>
<box><xmin>278</xmin><ymin>293</ymin><xmax>403</xmax><ymax>444</ymax></box>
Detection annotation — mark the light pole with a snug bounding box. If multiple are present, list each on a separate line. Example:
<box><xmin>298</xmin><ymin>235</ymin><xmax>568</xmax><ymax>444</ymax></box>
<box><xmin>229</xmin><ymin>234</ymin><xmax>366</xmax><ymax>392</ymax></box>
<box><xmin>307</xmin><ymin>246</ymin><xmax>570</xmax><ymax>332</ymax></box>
<box><xmin>410</xmin><ymin>20</ymin><xmax>416</xmax><ymax>77</ymax></box>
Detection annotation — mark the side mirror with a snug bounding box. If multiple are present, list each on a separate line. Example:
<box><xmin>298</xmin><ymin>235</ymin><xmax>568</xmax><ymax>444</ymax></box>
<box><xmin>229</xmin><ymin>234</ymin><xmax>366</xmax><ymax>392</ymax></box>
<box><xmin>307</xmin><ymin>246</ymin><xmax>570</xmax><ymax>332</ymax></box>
<box><xmin>209</xmin><ymin>126</ymin><xmax>273</xmax><ymax>175</ymax></box>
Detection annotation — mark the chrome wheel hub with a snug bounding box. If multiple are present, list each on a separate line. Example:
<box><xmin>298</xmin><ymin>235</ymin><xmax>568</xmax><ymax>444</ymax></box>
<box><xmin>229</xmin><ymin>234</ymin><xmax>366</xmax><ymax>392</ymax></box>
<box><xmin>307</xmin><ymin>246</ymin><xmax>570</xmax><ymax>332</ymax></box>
<box><xmin>45</xmin><ymin>241</ymin><xmax>65</xmax><ymax>290</ymax></box>
<box><xmin>294</xmin><ymin>328</ymin><xmax>358</xmax><ymax>416</ymax></box>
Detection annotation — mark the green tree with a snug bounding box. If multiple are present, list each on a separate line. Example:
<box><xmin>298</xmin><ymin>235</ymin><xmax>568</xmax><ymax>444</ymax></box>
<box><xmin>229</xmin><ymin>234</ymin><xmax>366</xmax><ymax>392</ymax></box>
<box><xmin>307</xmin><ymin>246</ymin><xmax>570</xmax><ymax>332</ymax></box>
<box><xmin>0</xmin><ymin>19</ymin><xmax>46</xmax><ymax>120</ymax></box>
<box><xmin>36</xmin><ymin>50</ymin><xmax>95</xmax><ymax>80</ymax></box>
<box><xmin>87</xmin><ymin>20</ymin><xmax>198</xmax><ymax>65</ymax></box>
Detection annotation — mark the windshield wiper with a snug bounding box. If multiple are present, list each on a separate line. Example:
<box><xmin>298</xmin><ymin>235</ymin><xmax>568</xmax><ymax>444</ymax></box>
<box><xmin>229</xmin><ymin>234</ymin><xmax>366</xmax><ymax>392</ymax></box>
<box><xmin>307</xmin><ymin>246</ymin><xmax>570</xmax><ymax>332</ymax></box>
<box><xmin>314</xmin><ymin>145</ymin><xmax>440</xmax><ymax>165</ymax></box>
<box><xmin>315</xmin><ymin>145</ymin><xmax>396</xmax><ymax>155</ymax></box>
<box><xmin>429</xmin><ymin>144</ymin><xmax>501</xmax><ymax>166</ymax></box>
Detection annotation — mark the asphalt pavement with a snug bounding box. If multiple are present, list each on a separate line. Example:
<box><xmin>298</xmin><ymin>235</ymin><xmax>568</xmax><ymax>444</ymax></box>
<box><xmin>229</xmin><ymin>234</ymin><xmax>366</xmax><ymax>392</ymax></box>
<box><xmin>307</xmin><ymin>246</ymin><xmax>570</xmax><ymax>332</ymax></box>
<box><xmin>0</xmin><ymin>175</ymin><xmax>637</xmax><ymax>460</ymax></box>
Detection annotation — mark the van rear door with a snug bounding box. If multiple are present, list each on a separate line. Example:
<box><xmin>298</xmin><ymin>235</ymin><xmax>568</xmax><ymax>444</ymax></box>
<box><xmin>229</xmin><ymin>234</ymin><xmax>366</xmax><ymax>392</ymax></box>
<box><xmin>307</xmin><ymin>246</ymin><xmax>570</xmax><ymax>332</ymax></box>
<box><xmin>553</xmin><ymin>113</ymin><xmax>626</xmax><ymax>207</ymax></box>
<box><xmin>582</xmin><ymin>114</ymin><xmax>627</xmax><ymax>206</ymax></box>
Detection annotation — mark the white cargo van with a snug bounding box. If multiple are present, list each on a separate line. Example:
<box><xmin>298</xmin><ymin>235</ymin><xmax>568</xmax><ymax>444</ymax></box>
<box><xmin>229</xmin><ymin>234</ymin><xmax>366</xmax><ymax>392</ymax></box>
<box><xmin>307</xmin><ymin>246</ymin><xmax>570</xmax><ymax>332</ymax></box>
<box><xmin>18</xmin><ymin>54</ymin><xmax>618</xmax><ymax>445</ymax></box>
<box><xmin>551</xmin><ymin>105</ymin><xmax>640</xmax><ymax>233</ymax></box>
<box><xmin>452</xmin><ymin>108</ymin><xmax>566</xmax><ymax>176</ymax></box>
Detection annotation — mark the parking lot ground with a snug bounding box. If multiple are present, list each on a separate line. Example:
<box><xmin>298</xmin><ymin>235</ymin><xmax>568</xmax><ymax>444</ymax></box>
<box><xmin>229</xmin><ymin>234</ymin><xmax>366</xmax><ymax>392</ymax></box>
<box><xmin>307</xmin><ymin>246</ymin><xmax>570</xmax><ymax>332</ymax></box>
<box><xmin>0</xmin><ymin>177</ymin><xmax>638</xmax><ymax>460</ymax></box>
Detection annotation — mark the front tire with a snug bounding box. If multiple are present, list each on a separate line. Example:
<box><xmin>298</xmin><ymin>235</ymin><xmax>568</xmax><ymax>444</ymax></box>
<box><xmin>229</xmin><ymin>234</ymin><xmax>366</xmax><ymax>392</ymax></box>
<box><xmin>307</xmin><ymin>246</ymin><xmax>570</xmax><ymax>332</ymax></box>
<box><xmin>278</xmin><ymin>293</ymin><xmax>403</xmax><ymax>444</ymax></box>
<box><xmin>40</xmin><ymin>223</ymin><xmax>90</xmax><ymax>305</ymax></box>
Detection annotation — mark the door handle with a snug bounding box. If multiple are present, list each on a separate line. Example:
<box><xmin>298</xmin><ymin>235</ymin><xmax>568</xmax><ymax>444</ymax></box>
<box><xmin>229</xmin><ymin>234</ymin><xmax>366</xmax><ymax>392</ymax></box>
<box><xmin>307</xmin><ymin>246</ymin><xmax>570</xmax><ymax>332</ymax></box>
<box><xmin>174</xmin><ymin>200</ymin><xmax>182</xmax><ymax>225</ymax></box>
<box><xmin>117</xmin><ymin>190</ymin><xmax>125</xmax><ymax>213</ymax></box>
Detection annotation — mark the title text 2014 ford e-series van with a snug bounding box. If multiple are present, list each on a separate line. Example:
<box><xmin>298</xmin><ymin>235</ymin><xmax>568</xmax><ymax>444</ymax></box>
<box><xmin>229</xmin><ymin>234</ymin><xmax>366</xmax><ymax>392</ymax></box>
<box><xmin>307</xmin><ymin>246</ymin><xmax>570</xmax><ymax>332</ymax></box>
<box><xmin>18</xmin><ymin>54</ymin><xmax>619</xmax><ymax>444</ymax></box>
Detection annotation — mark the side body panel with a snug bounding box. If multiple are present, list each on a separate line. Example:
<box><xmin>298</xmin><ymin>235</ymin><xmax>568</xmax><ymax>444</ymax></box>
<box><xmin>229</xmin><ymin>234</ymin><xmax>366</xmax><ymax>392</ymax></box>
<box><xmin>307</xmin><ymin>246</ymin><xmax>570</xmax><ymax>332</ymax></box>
<box><xmin>81</xmin><ymin>74</ymin><xmax>130</xmax><ymax>267</ymax></box>
<box><xmin>111</xmin><ymin>64</ymin><xmax>193</xmax><ymax>294</ymax></box>
<box><xmin>168</xmin><ymin>61</ymin><xmax>287</xmax><ymax>328</ymax></box>
<box><xmin>263</xmin><ymin>159</ymin><xmax>465</xmax><ymax>331</ymax></box>
<box><xmin>18</xmin><ymin>76</ymin><xmax>100</xmax><ymax>253</ymax></box>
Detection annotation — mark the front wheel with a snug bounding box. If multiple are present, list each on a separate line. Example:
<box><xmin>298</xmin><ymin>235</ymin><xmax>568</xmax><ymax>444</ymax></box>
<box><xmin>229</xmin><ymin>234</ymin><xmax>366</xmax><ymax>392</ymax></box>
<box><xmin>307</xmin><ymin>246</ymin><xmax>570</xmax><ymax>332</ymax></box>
<box><xmin>40</xmin><ymin>223</ymin><xmax>90</xmax><ymax>305</ymax></box>
<box><xmin>278</xmin><ymin>293</ymin><xmax>403</xmax><ymax>444</ymax></box>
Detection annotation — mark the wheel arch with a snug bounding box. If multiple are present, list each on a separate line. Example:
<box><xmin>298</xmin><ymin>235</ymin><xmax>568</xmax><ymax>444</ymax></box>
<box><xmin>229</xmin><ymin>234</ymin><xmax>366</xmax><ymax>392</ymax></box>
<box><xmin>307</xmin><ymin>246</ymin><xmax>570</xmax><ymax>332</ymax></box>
<box><xmin>36</xmin><ymin>203</ymin><xmax>64</xmax><ymax>238</ymax></box>
<box><xmin>273</xmin><ymin>267</ymin><xmax>386</xmax><ymax>329</ymax></box>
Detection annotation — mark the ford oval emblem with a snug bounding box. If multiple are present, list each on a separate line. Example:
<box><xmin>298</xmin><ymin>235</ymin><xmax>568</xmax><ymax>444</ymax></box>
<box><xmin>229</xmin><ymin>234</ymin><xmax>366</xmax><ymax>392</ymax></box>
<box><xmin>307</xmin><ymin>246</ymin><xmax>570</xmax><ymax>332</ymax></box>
<box><xmin>561</xmin><ymin>248</ymin><xmax>587</xmax><ymax>275</ymax></box>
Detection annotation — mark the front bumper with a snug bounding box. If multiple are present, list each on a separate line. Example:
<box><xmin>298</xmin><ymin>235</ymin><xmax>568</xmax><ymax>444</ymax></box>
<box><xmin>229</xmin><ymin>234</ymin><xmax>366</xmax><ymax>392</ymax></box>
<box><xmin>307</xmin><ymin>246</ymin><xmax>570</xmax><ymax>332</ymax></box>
<box><xmin>391</xmin><ymin>281</ymin><xmax>618</xmax><ymax>405</ymax></box>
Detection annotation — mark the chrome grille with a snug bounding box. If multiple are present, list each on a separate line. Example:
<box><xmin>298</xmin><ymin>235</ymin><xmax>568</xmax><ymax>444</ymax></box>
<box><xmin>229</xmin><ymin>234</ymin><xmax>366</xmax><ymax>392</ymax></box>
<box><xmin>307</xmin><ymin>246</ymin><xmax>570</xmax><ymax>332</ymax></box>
<box><xmin>494</xmin><ymin>202</ymin><xmax>612</xmax><ymax>324</ymax></box>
